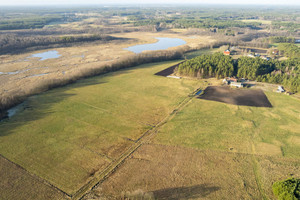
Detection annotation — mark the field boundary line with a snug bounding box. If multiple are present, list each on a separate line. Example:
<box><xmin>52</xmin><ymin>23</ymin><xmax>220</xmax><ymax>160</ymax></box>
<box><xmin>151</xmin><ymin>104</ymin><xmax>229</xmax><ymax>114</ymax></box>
<box><xmin>0</xmin><ymin>153</ymin><xmax>72</xmax><ymax>199</ymax></box>
<box><xmin>251</xmin><ymin>143</ymin><xmax>268</xmax><ymax>200</ymax></box>
<box><xmin>72</xmin><ymin>88</ymin><xmax>199</xmax><ymax>200</ymax></box>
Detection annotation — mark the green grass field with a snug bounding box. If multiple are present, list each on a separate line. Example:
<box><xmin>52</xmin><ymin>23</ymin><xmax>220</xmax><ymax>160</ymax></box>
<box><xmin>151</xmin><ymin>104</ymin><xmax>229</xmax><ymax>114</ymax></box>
<box><xmin>0</xmin><ymin>60</ymin><xmax>202</xmax><ymax>196</ymax></box>
<box><xmin>184</xmin><ymin>48</ymin><xmax>216</xmax><ymax>59</ymax></box>
<box><xmin>151</xmin><ymin>90</ymin><xmax>300</xmax><ymax>198</ymax></box>
<box><xmin>154</xmin><ymin>91</ymin><xmax>300</xmax><ymax>158</ymax></box>
<box><xmin>0</xmin><ymin>59</ymin><xmax>299</xmax><ymax>199</ymax></box>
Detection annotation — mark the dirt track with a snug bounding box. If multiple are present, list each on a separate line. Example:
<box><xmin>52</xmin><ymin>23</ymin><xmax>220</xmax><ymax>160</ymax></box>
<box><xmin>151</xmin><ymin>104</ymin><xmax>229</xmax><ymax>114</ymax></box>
<box><xmin>199</xmin><ymin>86</ymin><xmax>272</xmax><ymax>107</ymax></box>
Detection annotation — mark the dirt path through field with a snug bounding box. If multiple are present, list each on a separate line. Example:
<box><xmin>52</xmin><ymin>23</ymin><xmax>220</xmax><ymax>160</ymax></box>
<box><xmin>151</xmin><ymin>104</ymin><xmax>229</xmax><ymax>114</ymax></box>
<box><xmin>72</xmin><ymin>87</ymin><xmax>199</xmax><ymax>199</ymax></box>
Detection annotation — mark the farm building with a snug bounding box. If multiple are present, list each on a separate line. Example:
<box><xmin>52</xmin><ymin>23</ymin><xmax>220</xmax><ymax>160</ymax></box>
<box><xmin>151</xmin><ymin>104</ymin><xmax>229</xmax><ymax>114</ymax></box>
<box><xmin>223</xmin><ymin>77</ymin><xmax>238</xmax><ymax>85</ymax></box>
<box><xmin>272</xmin><ymin>49</ymin><xmax>279</xmax><ymax>55</ymax></box>
<box><xmin>223</xmin><ymin>50</ymin><xmax>231</xmax><ymax>55</ymax></box>
<box><xmin>277</xmin><ymin>86</ymin><xmax>285</xmax><ymax>93</ymax></box>
<box><xmin>230</xmin><ymin>81</ymin><xmax>244</xmax><ymax>88</ymax></box>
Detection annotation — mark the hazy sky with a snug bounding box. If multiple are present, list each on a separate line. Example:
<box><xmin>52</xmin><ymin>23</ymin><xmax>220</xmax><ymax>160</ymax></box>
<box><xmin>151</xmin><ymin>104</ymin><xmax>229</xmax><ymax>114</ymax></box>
<box><xmin>0</xmin><ymin>0</ymin><xmax>299</xmax><ymax>6</ymax></box>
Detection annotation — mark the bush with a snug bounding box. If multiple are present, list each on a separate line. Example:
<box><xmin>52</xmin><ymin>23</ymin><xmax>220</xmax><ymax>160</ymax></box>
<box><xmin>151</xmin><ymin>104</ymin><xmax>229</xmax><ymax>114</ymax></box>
<box><xmin>272</xmin><ymin>178</ymin><xmax>300</xmax><ymax>200</ymax></box>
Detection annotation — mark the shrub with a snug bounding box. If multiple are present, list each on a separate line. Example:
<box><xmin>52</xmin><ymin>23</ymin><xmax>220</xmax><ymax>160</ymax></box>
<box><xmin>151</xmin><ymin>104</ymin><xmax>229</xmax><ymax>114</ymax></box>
<box><xmin>272</xmin><ymin>178</ymin><xmax>300</xmax><ymax>200</ymax></box>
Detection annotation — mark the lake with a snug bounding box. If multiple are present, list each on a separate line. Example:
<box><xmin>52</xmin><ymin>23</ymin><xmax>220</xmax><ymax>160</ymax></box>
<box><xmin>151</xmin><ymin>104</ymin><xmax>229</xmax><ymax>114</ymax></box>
<box><xmin>29</xmin><ymin>50</ymin><xmax>61</xmax><ymax>61</ymax></box>
<box><xmin>124</xmin><ymin>37</ymin><xmax>186</xmax><ymax>54</ymax></box>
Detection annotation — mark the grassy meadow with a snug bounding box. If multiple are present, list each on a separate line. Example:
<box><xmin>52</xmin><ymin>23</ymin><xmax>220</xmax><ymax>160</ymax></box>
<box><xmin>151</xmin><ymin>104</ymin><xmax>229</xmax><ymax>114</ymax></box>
<box><xmin>0</xmin><ymin>58</ymin><xmax>299</xmax><ymax>199</ymax></box>
<box><xmin>0</xmin><ymin>60</ymin><xmax>202</xmax><ymax>196</ymax></box>
<box><xmin>150</xmin><ymin>91</ymin><xmax>300</xmax><ymax>198</ymax></box>
<box><xmin>154</xmin><ymin>91</ymin><xmax>300</xmax><ymax>157</ymax></box>
<box><xmin>86</xmin><ymin>87</ymin><xmax>300</xmax><ymax>199</ymax></box>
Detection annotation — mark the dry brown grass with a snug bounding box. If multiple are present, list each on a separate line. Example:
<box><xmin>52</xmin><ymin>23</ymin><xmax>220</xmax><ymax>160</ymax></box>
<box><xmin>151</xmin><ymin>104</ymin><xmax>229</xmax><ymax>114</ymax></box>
<box><xmin>0</xmin><ymin>31</ymin><xmax>215</xmax><ymax>113</ymax></box>
<box><xmin>0</xmin><ymin>155</ymin><xmax>68</xmax><ymax>200</ymax></box>
<box><xmin>257</xmin><ymin>156</ymin><xmax>300</xmax><ymax>199</ymax></box>
<box><xmin>85</xmin><ymin>144</ymin><xmax>262</xmax><ymax>200</ymax></box>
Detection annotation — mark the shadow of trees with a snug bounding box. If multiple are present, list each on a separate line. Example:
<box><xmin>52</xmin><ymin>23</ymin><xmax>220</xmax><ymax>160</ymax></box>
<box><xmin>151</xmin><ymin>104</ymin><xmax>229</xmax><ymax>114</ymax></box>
<box><xmin>122</xmin><ymin>184</ymin><xmax>220</xmax><ymax>200</ymax></box>
<box><xmin>151</xmin><ymin>184</ymin><xmax>220</xmax><ymax>200</ymax></box>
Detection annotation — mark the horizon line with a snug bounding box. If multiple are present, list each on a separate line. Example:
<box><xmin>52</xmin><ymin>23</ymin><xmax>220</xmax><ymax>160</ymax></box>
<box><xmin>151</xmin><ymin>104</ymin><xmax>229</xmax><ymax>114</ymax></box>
<box><xmin>1</xmin><ymin>3</ymin><xmax>300</xmax><ymax>6</ymax></box>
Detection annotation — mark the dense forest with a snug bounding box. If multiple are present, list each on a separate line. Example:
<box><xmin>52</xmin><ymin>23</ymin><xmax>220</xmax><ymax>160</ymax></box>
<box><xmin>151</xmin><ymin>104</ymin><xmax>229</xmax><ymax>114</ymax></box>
<box><xmin>178</xmin><ymin>53</ymin><xmax>235</xmax><ymax>78</ymax></box>
<box><xmin>177</xmin><ymin>49</ymin><xmax>300</xmax><ymax>93</ymax></box>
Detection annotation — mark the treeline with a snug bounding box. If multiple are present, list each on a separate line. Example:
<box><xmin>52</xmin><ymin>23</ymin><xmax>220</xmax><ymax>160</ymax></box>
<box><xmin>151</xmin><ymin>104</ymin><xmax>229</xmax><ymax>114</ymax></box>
<box><xmin>133</xmin><ymin>18</ymin><xmax>261</xmax><ymax>30</ymax></box>
<box><xmin>0</xmin><ymin>15</ymin><xmax>63</xmax><ymax>30</ymax></box>
<box><xmin>257</xmin><ymin>58</ymin><xmax>300</xmax><ymax>93</ymax></box>
<box><xmin>0</xmin><ymin>49</ymin><xmax>184</xmax><ymax>116</ymax></box>
<box><xmin>238</xmin><ymin>57</ymin><xmax>300</xmax><ymax>92</ymax></box>
<box><xmin>237</xmin><ymin>57</ymin><xmax>275</xmax><ymax>80</ymax></box>
<box><xmin>271</xmin><ymin>21</ymin><xmax>300</xmax><ymax>32</ymax></box>
<box><xmin>0</xmin><ymin>34</ymin><xmax>120</xmax><ymax>54</ymax></box>
<box><xmin>177</xmin><ymin>53</ymin><xmax>235</xmax><ymax>78</ymax></box>
<box><xmin>269</xmin><ymin>36</ymin><xmax>295</xmax><ymax>43</ymax></box>
<box><xmin>177</xmin><ymin>53</ymin><xmax>300</xmax><ymax>93</ymax></box>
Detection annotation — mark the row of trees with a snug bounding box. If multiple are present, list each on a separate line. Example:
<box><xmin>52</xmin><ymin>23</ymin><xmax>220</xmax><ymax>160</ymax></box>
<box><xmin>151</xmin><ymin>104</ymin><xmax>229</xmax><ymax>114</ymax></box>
<box><xmin>269</xmin><ymin>36</ymin><xmax>296</xmax><ymax>43</ymax></box>
<box><xmin>133</xmin><ymin>18</ymin><xmax>261</xmax><ymax>30</ymax></box>
<box><xmin>0</xmin><ymin>34</ymin><xmax>119</xmax><ymax>54</ymax></box>
<box><xmin>0</xmin><ymin>15</ymin><xmax>64</xmax><ymax>30</ymax></box>
<box><xmin>177</xmin><ymin>53</ymin><xmax>300</xmax><ymax>93</ymax></box>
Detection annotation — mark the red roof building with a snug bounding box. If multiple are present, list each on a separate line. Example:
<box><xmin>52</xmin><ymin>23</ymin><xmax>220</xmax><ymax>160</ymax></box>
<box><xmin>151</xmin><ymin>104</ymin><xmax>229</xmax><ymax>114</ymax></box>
<box><xmin>224</xmin><ymin>50</ymin><xmax>231</xmax><ymax>55</ymax></box>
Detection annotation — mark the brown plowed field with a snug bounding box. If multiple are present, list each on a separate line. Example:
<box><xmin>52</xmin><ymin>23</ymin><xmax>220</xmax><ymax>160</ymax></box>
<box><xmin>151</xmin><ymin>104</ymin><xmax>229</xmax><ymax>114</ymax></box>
<box><xmin>199</xmin><ymin>86</ymin><xmax>272</xmax><ymax>107</ymax></box>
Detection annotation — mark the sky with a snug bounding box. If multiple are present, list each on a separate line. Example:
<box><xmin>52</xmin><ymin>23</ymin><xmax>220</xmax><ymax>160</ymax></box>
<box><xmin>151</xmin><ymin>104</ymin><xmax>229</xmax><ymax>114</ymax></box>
<box><xmin>0</xmin><ymin>0</ymin><xmax>299</xmax><ymax>6</ymax></box>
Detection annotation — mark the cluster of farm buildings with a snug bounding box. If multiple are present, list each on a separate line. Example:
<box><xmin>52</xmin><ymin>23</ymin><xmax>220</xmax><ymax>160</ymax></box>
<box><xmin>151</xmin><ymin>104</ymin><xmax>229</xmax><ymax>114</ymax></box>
<box><xmin>223</xmin><ymin>48</ymin><xmax>279</xmax><ymax>61</ymax></box>
<box><xmin>223</xmin><ymin>77</ymin><xmax>286</xmax><ymax>93</ymax></box>
<box><xmin>223</xmin><ymin>77</ymin><xmax>246</xmax><ymax>88</ymax></box>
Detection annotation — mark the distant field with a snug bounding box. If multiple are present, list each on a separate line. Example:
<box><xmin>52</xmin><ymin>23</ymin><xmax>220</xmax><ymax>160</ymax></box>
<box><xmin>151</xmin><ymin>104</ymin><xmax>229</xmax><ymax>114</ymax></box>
<box><xmin>184</xmin><ymin>48</ymin><xmax>216</xmax><ymax>59</ymax></box>
<box><xmin>241</xmin><ymin>19</ymin><xmax>272</xmax><ymax>25</ymax></box>
<box><xmin>0</xmin><ymin>60</ymin><xmax>202</xmax><ymax>197</ymax></box>
<box><xmin>0</xmin><ymin>31</ymin><xmax>215</xmax><ymax>106</ymax></box>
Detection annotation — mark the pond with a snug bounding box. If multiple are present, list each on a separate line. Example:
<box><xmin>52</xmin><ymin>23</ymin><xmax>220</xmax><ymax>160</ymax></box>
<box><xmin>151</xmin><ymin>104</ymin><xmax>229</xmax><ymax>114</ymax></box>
<box><xmin>196</xmin><ymin>90</ymin><xmax>203</xmax><ymax>95</ymax></box>
<box><xmin>28</xmin><ymin>50</ymin><xmax>61</xmax><ymax>61</ymax></box>
<box><xmin>124</xmin><ymin>37</ymin><xmax>186</xmax><ymax>54</ymax></box>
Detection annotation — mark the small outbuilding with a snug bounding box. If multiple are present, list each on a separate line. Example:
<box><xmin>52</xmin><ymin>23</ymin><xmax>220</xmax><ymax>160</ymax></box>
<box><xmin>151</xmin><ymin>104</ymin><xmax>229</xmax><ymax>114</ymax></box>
<box><xmin>230</xmin><ymin>81</ymin><xmax>244</xmax><ymax>88</ymax></box>
<box><xmin>277</xmin><ymin>86</ymin><xmax>285</xmax><ymax>93</ymax></box>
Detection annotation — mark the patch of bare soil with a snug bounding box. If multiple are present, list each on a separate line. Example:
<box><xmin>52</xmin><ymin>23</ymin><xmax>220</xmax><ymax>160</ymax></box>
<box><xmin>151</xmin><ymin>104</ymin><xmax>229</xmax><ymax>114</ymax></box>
<box><xmin>84</xmin><ymin>144</ymin><xmax>262</xmax><ymax>200</ymax></box>
<box><xmin>199</xmin><ymin>86</ymin><xmax>272</xmax><ymax>107</ymax></box>
<box><xmin>0</xmin><ymin>155</ymin><xmax>67</xmax><ymax>200</ymax></box>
